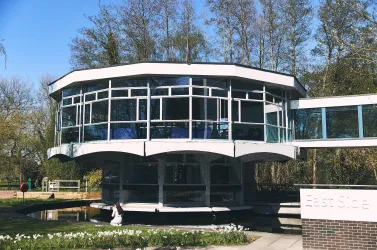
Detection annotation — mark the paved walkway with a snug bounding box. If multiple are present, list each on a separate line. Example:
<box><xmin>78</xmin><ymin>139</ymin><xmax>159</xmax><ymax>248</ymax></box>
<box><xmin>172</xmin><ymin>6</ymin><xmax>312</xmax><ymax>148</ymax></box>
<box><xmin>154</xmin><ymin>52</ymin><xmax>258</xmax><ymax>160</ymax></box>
<box><xmin>208</xmin><ymin>232</ymin><xmax>302</xmax><ymax>250</ymax></box>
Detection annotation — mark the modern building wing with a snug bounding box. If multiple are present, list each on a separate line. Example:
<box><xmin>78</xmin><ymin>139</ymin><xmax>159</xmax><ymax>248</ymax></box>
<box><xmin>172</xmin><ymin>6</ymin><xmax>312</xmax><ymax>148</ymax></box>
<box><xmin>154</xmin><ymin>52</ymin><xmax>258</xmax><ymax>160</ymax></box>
<box><xmin>47</xmin><ymin>62</ymin><xmax>377</xmax><ymax>211</ymax></box>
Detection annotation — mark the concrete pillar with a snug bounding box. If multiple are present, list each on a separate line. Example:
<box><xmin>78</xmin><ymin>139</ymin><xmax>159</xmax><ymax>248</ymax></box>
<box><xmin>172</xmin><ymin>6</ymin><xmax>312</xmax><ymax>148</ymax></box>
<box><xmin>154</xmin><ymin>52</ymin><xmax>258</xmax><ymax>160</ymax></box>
<box><xmin>158</xmin><ymin>159</ymin><xmax>165</xmax><ymax>208</ymax></box>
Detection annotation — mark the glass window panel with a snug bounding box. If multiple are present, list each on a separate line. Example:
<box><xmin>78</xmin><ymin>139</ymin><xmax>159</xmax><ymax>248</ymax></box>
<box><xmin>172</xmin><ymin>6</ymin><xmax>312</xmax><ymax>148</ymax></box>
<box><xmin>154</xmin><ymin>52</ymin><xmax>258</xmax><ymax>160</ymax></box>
<box><xmin>62</xmin><ymin>106</ymin><xmax>76</xmax><ymax>127</ymax></box>
<box><xmin>232</xmin><ymin>100</ymin><xmax>239</xmax><ymax>121</ymax></box>
<box><xmin>138</xmin><ymin>99</ymin><xmax>147</xmax><ymax>120</ymax></box>
<box><xmin>212</xmin><ymin>89</ymin><xmax>228</xmax><ymax>97</ymax></box>
<box><xmin>171</xmin><ymin>87</ymin><xmax>189</xmax><ymax>95</ymax></box>
<box><xmin>124</xmin><ymin>190</ymin><xmax>158</xmax><ymax>203</ymax></box>
<box><xmin>150</xmin><ymin>122</ymin><xmax>189</xmax><ymax>139</ymax></box>
<box><xmin>131</xmin><ymin>89</ymin><xmax>147</xmax><ymax>96</ymax></box>
<box><xmin>192</xmin><ymin>122</ymin><xmax>228</xmax><ymax>139</ymax></box>
<box><xmin>162</xmin><ymin>98</ymin><xmax>189</xmax><ymax>120</ymax></box>
<box><xmin>110</xmin><ymin>123</ymin><xmax>147</xmax><ymax>139</ymax></box>
<box><xmin>232</xmin><ymin>90</ymin><xmax>246</xmax><ymax>99</ymax></box>
<box><xmin>267</xmin><ymin>125</ymin><xmax>278</xmax><ymax>142</ymax></box>
<box><xmin>164</xmin><ymin>190</ymin><xmax>205</xmax><ymax>204</ymax></box>
<box><xmin>326</xmin><ymin>106</ymin><xmax>358</xmax><ymax>138</ymax></box>
<box><xmin>192</xmin><ymin>97</ymin><xmax>217</xmax><ymax>121</ymax></box>
<box><xmin>112</xmin><ymin>90</ymin><xmax>128</xmax><ymax>97</ymax></box>
<box><xmin>165</xmin><ymin>164</ymin><xmax>203</xmax><ymax>184</ymax></box>
<box><xmin>192</xmin><ymin>87</ymin><xmax>209</xmax><ymax>96</ymax></box>
<box><xmin>73</xmin><ymin>96</ymin><xmax>81</xmax><ymax>104</ymax></box>
<box><xmin>248</xmin><ymin>92</ymin><xmax>263</xmax><ymax>100</ymax></box>
<box><xmin>363</xmin><ymin>105</ymin><xmax>377</xmax><ymax>137</ymax></box>
<box><xmin>124</xmin><ymin>164</ymin><xmax>158</xmax><ymax>183</ymax></box>
<box><xmin>211</xmin><ymin>165</ymin><xmax>240</xmax><ymax>184</ymax></box>
<box><xmin>61</xmin><ymin>127</ymin><xmax>79</xmax><ymax>144</ymax></box>
<box><xmin>91</xmin><ymin>100</ymin><xmax>108</xmax><ymax>123</ymax></box>
<box><xmin>84</xmin><ymin>124</ymin><xmax>108</xmax><ymax>141</ymax></box>
<box><xmin>232</xmin><ymin>124</ymin><xmax>264</xmax><ymax>141</ymax></box>
<box><xmin>62</xmin><ymin>86</ymin><xmax>80</xmax><ymax>97</ymax></box>
<box><xmin>111</xmin><ymin>77</ymin><xmax>148</xmax><ymax>88</ymax></box>
<box><xmin>63</xmin><ymin>98</ymin><xmax>72</xmax><ymax>106</ymax></box>
<box><xmin>150</xmin><ymin>76</ymin><xmax>190</xmax><ymax>87</ymax></box>
<box><xmin>241</xmin><ymin>101</ymin><xmax>264</xmax><ymax>123</ymax></box>
<box><xmin>220</xmin><ymin>99</ymin><xmax>228</xmax><ymax>120</ymax></box>
<box><xmin>151</xmin><ymin>88</ymin><xmax>168</xmax><ymax>96</ymax></box>
<box><xmin>150</xmin><ymin>99</ymin><xmax>160</xmax><ymax>120</ymax></box>
<box><xmin>192</xmin><ymin>77</ymin><xmax>228</xmax><ymax>88</ymax></box>
<box><xmin>85</xmin><ymin>93</ymin><xmax>96</xmax><ymax>102</ymax></box>
<box><xmin>266</xmin><ymin>94</ymin><xmax>274</xmax><ymax>103</ymax></box>
<box><xmin>84</xmin><ymin>104</ymin><xmax>90</xmax><ymax>124</ymax></box>
<box><xmin>266</xmin><ymin>110</ymin><xmax>278</xmax><ymax>125</ymax></box>
<box><xmin>98</xmin><ymin>91</ymin><xmax>108</xmax><ymax>99</ymax></box>
<box><xmin>111</xmin><ymin>99</ymin><xmax>136</xmax><ymax>121</ymax></box>
<box><xmin>232</xmin><ymin>79</ymin><xmax>263</xmax><ymax>91</ymax></box>
<box><xmin>210</xmin><ymin>191</ymin><xmax>238</xmax><ymax>205</ymax></box>
<box><xmin>294</xmin><ymin>108</ymin><xmax>322</xmax><ymax>140</ymax></box>
<box><xmin>83</xmin><ymin>80</ymin><xmax>108</xmax><ymax>93</ymax></box>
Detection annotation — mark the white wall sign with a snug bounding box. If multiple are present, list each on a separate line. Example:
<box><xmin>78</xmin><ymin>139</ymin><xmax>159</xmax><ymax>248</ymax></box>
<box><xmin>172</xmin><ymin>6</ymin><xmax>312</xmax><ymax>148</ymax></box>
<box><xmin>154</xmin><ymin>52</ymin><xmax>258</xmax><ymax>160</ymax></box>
<box><xmin>300</xmin><ymin>189</ymin><xmax>377</xmax><ymax>222</ymax></box>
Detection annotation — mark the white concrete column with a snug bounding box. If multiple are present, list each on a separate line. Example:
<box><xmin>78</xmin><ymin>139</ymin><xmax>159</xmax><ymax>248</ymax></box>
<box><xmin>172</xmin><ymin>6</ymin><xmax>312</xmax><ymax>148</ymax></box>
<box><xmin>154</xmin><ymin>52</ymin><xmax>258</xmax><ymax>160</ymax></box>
<box><xmin>158</xmin><ymin>159</ymin><xmax>166</xmax><ymax>208</ymax></box>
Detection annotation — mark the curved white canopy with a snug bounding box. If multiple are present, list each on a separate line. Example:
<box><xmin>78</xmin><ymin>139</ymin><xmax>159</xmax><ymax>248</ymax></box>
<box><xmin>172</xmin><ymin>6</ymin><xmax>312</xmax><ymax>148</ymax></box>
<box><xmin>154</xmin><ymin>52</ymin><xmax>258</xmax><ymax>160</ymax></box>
<box><xmin>49</xmin><ymin>62</ymin><xmax>306</xmax><ymax>98</ymax></box>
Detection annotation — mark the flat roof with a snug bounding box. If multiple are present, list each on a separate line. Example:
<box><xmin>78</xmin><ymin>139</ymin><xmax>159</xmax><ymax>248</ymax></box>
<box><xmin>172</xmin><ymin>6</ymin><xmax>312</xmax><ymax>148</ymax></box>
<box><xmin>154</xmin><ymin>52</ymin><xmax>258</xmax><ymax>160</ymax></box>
<box><xmin>49</xmin><ymin>62</ymin><xmax>306</xmax><ymax>98</ymax></box>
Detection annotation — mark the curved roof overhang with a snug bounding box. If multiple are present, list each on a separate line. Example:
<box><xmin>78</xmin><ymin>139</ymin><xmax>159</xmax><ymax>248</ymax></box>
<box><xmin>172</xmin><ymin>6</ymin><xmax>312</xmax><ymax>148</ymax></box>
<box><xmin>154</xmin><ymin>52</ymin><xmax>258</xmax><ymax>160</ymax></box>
<box><xmin>49</xmin><ymin>62</ymin><xmax>306</xmax><ymax>99</ymax></box>
<box><xmin>48</xmin><ymin>140</ymin><xmax>302</xmax><ymax>161</ymax></box>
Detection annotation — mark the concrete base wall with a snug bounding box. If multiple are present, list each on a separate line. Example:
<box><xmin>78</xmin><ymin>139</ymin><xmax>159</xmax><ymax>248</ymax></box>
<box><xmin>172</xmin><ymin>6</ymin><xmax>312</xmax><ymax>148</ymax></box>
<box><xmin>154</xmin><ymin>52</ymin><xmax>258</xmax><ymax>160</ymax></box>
<box><xmin>0</xmin><ymin>190</ymin><xmax>17</xmax><ymax>199</ymax></box>
<box><xmin>302</xmin><ymin>219</ymin><xmax>377</xmax><ymax>250</ymax></box>
<box><xmin>16</xmin><ymin>191</ymin><xmax>101</xmax><ymax>200</ymax></box>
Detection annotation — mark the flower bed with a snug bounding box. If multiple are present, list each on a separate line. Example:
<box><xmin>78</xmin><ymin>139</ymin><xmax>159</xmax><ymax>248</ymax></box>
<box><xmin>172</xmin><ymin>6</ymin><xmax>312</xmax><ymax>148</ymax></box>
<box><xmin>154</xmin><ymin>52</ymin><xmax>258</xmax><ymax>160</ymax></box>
<box><xmin>0</xmin><ymin>224</ymin><xmax>249</xmax><ymax>249</ymax></box>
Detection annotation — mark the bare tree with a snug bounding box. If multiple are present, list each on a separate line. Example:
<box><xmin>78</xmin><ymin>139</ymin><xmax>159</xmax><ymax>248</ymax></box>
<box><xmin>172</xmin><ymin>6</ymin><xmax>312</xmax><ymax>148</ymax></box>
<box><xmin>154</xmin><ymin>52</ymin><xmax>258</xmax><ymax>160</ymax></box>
<box><xmin>0</xmin><ymin>39</ymin><xmax>6</xmax><ymax>69</ymax></box>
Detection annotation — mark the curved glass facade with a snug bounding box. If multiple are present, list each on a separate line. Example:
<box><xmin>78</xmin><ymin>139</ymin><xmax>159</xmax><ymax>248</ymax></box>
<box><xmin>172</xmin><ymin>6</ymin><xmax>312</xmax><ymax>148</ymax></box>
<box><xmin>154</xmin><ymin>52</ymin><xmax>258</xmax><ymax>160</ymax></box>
<box><xmin>55</xmin><ymin>76</ymin><xmax>291</xmax><ymax>146</ymax></box>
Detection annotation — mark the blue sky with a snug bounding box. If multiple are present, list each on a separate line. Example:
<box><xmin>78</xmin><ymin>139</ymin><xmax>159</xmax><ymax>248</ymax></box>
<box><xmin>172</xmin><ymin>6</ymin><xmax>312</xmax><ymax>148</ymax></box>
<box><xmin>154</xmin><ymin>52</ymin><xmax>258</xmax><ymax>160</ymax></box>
<box><xmin>0</xmin><ymin>0</ymin><xmax>318</xmax><ymax>88</ymax></box>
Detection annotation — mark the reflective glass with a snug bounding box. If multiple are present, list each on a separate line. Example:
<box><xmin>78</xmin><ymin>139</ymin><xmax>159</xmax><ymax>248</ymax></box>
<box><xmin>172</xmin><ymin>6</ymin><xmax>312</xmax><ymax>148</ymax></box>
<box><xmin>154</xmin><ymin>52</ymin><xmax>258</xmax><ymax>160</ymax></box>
<box><xmin>164</xmin><ymin>190</ymin><xmax>205</xmax><ymax>204</ymax></box>
<box><xmin>151</xmin><ymin>88</ymin><xmax>168</xmax><ymax>96</ymax></box>
<box><xmin>111</xmin><ymin>77</ymin><xmax>148</xmax><ymax>88</ymax></box>
<box><xmin>210</xmin><ymin>191</ymin><xmax>238</xmax><ymax>205</ymax></box>
<box><xmin>150</xmin><ymin>77</ymin><xmax>189</xmax><ymax>87</ymax></box>
<box><xmin>131</xmin><ymin>89</ymin><xmax>147</xmax><ymax>96</ymax></box>
<box><xmin>248</xmin><ymin>92</ymin><xmax>263</xmax><ymax>100</ymax></box>
<box><xmin>165</xmin><ymin>164</ymin><xmax>202</xmax><ymax>184</ymax></box>
<box><xmin>150</xmin><ymin>99</ymin><xmax>160</xmax><ymax>120</ymax></box>
<box><xmin>84</xmin><ymin>104</ymin><xmax>90</xmax><ymax>124</ymax></box>
<box><xmin>62</xmin><ymin>106</ymin><xmax>76</xmax><ymax>127</ymax></box>
<box><xmin>84</xmin><ymin>124</ymin><xmax>108</xmax><ymax>141</ymax></box>
<box><xmin>162</xmin><ymin>98</ymin><xmax>189</xmax><ymax>120</ymax></box>
<box><xmin>111</xmin><ymin>99</ymin><xmax>136</xmax><ymax>121</ymax></box>
<box><xmin>211</xmin><ymin>165</ymin><xmax>240</xmax><ymax>184</ymax></box>
<box><xmin>124</xmin><ymin>190</ymin><xmax>158</xmax><ymax>203</ymax></box>
<box><xmin>139</xmin><ymin>99</ymin><xmax>147</xmax><ymax>120</ymax></box>
<box><xmin>192</xmin><ymin>87</ymin><xmax>209</xmax><ymax>96</ymax></box>
<box><xmin>98</xmin><ymin>91</ymin><xmax>108</xmax><ymax>99</ymax></box>
<box><xmin>91</xmin><ymin>100</ymin><xmax>108</xmax><ymax>123</ymax></box>
<box><xmin>192</xmin><ymin>122</ymin><xmax>228</xmax><ymax>139</ymax></box>
<box><xmin>110</xmin><ymin>123</ymin><xmax>147</xmax><ymax>139</ymax></box>
<box><xmin>363</xmin><ymin>105</ymin><xmax>377</xmax><ymax>137</ymax></box>
<box><xmin>171</xmin><ymin>87</ymin><xmax>189</xmax><ymax>95</ymax></box>
<box><xmin>111</xmin><ymin>90</ymin><xmax>128</xmax><ymax>97</ymax></box>
<box><xmin>294</xmin><ymin>108</ymin><xmax>322</xmax><ymax>139</ymax></box>
<box><xmin>63</xmin><ymin>98</ymin><xmax>72</xmax><ymax>106</ymax></box>
<box><xmin>232</xmin><ymin>90</ymin><xmax>246</xmax><ymax>99</ymax></box>
<box><xmin>61</xmin><ymin>127</ymin><xmax>79</xmax><ymax>144</ymax></box>
<box><xmin>62</xmin><ymin>86</ymin><xmax>80</xmax><ymax>97</ymax></box>
<box><xmin>192</xmin><ymin>77</ymin><xmax>228</xmax><ymax>88</ymax></box>
<box><xmin>212</xmin><ymin>89</ymin><xmax>228</xmax><ymax>97</ymax></box>
<box><xmin>326</xmin><ymin>106</ymin><xmax>358</xmax><ymax>138</ymax></box>
<box><xmin>241</xmin><ymin>101</ymin><xmax>264</xmax><ymax>123</ymax></box>
<box><xmin>83</xmin><ymin>80</ymin><xmax>108</xmax><ymax>93</ymax></box>
<box><xmin>85</xmin><ymin>93</ymin><xmax>96</xmax><ymax>102</ymax></box>
<box><xmin>73</xmin><ymin>96</ymin><xmax>81</xmax><ymax>104</ymax></box>
<box><xmin>150</xmin><ymin>122</ymin><xmax>189</xmax><ymax>139</ymax></box>
<box><xmin>124</xmin><ymin>164</ymin><xmax>158</xmax><ymax>184</ymax></box>
<box><xmin>232</xmin><ymin>124</ymin><xmax>264</xmax><ymax>141</ymax></box>
<box><xmin>267</xmin><ymin>125</ymin><xmax>278</xmax><ymax>142</ymax></box>
<box><xmin>192</xmin><ymin>97</ymin><xmax>217</xmax><ymax>121</ymax></box>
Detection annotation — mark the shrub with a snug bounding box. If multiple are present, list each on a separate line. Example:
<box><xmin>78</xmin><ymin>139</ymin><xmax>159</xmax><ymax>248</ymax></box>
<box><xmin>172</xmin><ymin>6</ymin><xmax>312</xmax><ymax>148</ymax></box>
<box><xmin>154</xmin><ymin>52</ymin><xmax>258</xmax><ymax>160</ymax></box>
<box><xmin>84</xmin><ymin>169</ymin><xmax>102</xmax><ymax>191</ymax></box>
<box><xmin>0</xmin><ymin>225</ymin><xmax>248</xmax><ymax>249</ymax></box>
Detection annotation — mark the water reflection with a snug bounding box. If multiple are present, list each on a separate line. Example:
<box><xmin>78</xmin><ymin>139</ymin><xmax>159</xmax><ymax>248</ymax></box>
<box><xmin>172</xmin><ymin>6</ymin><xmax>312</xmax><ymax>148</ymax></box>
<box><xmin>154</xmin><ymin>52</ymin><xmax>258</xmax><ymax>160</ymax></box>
<box><xmin>27</xmin><ymin>206</ymin><xmax>101</xmax><ymax>222</ymax></box>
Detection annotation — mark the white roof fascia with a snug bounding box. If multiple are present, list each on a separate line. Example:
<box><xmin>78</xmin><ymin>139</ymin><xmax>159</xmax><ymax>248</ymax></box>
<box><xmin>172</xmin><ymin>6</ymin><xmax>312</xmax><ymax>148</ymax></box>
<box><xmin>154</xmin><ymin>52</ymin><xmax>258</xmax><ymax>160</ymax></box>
<box><xmin>291</xmin><ymin>94</ymin><xmax>377</xmax><ymax>109</ymax></box>
<box><xmin>49</xmin><ymin>63</ymin><xmax>304</xmax><ymax>96</ymax></box>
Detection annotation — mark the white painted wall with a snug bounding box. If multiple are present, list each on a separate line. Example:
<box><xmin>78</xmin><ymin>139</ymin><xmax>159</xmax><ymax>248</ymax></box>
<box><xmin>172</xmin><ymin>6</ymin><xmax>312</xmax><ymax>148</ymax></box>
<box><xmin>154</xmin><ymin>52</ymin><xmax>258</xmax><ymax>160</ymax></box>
<box><xmin>291</xmin><ymin>94</ymin><xmax>377</xmax><ymax>109</ymax></box>
<box><xmin>301</xmin><ymin>189</ymin><xmax>377</xmax><ymax>222</ymax></box>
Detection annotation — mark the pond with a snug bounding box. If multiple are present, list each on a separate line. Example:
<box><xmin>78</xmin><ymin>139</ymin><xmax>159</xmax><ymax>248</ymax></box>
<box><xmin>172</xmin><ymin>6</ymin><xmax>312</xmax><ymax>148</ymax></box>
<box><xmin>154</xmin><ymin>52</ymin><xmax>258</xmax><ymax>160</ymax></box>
<box><xmin>27</xmin><ymin>206</ymin><xmax>301</xmax><ymax>233</ymax></box>
<box><xmin>27</xmin><ymin>206</ymin><xmax>103</xmax><ymax>222</ymax></box>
